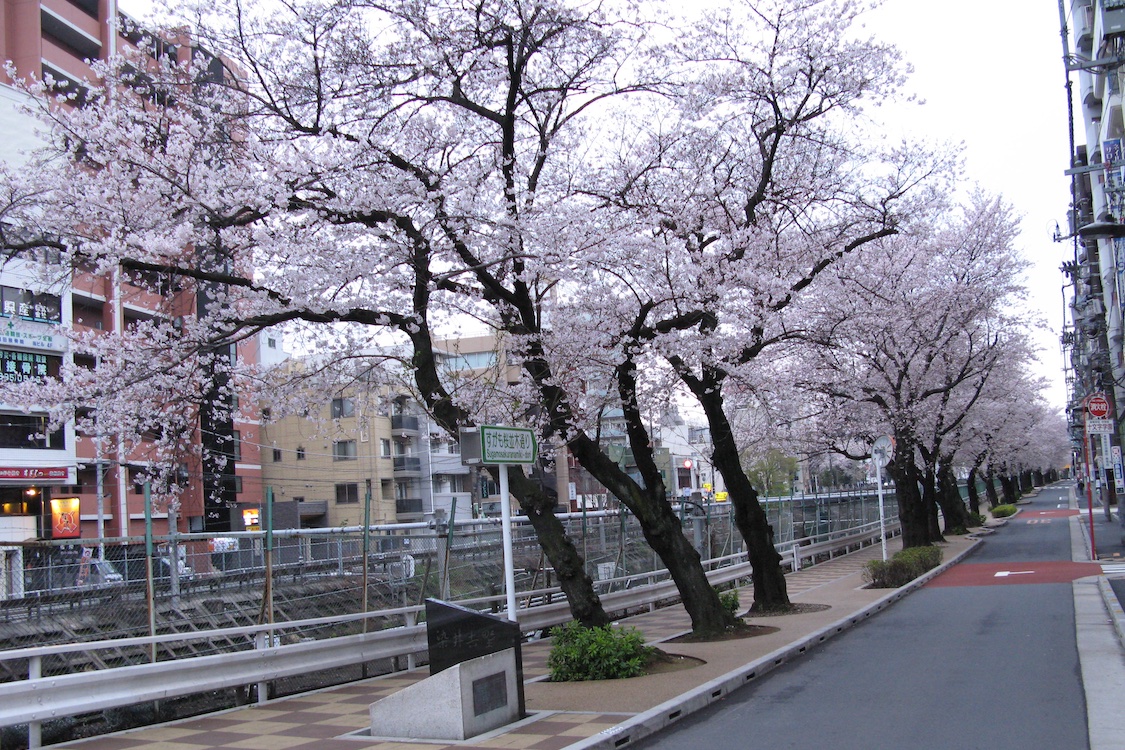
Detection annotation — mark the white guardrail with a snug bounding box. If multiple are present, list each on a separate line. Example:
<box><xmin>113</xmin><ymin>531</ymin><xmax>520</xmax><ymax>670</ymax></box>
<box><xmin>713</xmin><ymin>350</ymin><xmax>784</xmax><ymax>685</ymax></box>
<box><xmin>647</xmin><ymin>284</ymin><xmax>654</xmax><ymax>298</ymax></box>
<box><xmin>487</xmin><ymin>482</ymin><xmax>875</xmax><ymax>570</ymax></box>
<box><xmin>0</xmin><ymin>521</ymin><xmax>898</xmax><ymax>747</ymax></box>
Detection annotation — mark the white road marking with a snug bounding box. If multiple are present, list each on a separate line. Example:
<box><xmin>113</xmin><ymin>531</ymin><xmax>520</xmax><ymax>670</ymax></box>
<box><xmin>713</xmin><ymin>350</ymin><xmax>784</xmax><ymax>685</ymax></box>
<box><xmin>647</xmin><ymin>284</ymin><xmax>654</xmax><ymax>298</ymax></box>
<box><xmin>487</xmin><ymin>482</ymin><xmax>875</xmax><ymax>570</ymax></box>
<box><xmin>994</xmin><ymin>570</ymin><xmax>1035</xmax><ymax>577</ymax></box>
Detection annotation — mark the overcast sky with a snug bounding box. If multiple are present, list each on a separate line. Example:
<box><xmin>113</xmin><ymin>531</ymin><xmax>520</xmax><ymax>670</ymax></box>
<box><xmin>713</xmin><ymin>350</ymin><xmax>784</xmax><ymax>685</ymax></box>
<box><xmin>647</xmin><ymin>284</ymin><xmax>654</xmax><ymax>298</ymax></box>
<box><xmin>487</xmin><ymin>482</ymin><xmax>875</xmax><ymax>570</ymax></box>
<box><xmin>119</xmin><ymin>0</ymin><xmax>1077</xmax><ymax>410</ymax></box>
<box><xmin>862</xmin><ymin>0</ymin><xmax>1074</xmax><ymax>411</ymax></box>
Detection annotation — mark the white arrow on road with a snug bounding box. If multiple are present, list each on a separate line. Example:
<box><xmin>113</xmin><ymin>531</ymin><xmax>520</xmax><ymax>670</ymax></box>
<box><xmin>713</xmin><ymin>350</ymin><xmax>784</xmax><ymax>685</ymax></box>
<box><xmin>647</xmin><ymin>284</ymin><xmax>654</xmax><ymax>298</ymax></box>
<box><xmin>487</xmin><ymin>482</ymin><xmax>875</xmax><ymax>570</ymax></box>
<box><xmin>994</xmin><ymin>570</ymin><xmax>1036</xmax><ymax>578</ymax></box>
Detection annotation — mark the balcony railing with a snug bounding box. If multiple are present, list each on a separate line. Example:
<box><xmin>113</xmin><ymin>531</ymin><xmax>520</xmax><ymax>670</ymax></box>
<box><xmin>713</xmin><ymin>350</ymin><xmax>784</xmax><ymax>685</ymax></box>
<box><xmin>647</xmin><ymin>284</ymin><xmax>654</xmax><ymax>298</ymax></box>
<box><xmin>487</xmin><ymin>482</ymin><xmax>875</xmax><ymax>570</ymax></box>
<box><xmin>393</xmin><ymin>456</ymin><xmax>421</xmax><ymax>473</ymax></box>
<box><xmin>395</xmin><ymin>497</ymin><xmax>423</xmax><ymax>515</ymax></box>
<box><xmin>391</xmin><ymin>415</ymin><xmax>420</xmax><ymax>432</ymax></box>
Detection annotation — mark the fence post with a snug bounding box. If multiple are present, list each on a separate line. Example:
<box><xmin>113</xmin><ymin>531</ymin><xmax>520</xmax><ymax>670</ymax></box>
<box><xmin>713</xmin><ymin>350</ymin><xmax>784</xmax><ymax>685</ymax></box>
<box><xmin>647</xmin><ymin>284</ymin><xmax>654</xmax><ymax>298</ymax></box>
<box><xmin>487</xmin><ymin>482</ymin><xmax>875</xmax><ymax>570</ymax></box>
<box><xmin>28</xmin><ymin>654</ymin><xmax>41</xmax><ymax>749</ymax></box>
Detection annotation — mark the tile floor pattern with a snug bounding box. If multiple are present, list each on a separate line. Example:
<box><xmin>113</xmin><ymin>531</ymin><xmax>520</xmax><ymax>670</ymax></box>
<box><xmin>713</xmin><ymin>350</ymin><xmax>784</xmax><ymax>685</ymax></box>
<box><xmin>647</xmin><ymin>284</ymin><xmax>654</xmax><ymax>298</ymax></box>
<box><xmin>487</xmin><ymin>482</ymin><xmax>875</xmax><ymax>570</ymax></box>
<box><xmin>56</xmin><ymin>542</ymin><xmax>896</xmax><ymax>750</ymax></box>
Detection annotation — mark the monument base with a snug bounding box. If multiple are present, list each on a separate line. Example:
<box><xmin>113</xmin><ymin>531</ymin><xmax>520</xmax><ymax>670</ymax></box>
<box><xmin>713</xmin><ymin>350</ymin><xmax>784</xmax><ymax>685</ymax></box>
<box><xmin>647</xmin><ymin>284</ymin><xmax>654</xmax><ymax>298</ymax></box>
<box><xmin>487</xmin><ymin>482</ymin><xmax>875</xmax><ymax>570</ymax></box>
<box><xmin>368</xmin><ymin>648</ymin><xmax>521</xmax><ymax>741</ymax></box>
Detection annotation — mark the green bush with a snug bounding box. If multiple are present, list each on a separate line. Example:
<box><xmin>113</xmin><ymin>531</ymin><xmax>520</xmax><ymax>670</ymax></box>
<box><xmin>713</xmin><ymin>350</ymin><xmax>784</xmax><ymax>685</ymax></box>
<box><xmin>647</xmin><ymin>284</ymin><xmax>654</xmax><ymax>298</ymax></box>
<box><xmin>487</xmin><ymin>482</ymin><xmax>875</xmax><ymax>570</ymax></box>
<box><xmin>991</xmin><ymin>504</ymin><xmax>1018</xmax><ymax>518</ymax></box>
<box><xmin>864</xmin><ymin>546</ymin><xmax>943</xmax><ymax>588</ymax></box>
<box><xmin>717</xmin><ymin>588</ymin><xmax>740</xmax><ymax>616</ymax></box>
<box><xmin>546</xmin><ymin>622</ymin><xmax>654</xmax><ymax>681</ymax></box>
<box><xmin>968</xmin><ymin>511</ymin><xmax>987</xmax><ymax>527</ymax></box>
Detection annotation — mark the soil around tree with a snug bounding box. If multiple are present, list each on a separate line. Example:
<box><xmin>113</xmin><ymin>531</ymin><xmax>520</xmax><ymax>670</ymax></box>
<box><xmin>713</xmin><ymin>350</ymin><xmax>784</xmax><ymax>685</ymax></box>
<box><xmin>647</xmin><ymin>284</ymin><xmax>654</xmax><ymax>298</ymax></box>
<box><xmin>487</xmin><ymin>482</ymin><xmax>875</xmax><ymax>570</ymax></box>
<box><xmin>643</xmin><ymin>649</ymin><xmax>707</xmax><ymax>675</ymax></box>
<box><xmin>665</xmin><ymin>621</ymin><xmax>781</xmax><ymax>644</ymax></box>
<box><xmin>745</xmin><ymin>602</ymin><xmax>831</xmax><ymax>617</ymax></box>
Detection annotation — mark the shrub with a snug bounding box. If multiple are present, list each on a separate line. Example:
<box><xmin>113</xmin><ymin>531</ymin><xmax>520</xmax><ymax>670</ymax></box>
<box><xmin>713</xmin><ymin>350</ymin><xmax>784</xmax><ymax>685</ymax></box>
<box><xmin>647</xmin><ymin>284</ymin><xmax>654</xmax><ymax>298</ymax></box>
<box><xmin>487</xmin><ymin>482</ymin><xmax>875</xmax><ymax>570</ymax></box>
<box><xmin>717</xmin><ymin>588</ymin><xmax>740</xmax><ymax>616</ymax></box>
<box><xmin>968</xmin><ymin>511</ymin><xmax>987</xmax><ymax>527</ymax></box>
<box><xmin>546</xmin><ymin>622</ymin><xmax>654</xmax><ymax>681</ymax></box>
<box><xmin>991</xmin><ymin>504</ymin><xmax>1018</xmax><ymax>518</ymax></box>
<box><xmin>864</xmin><ymin>546</ymin><xmax>944</xmax><ymax>588</ymax></box>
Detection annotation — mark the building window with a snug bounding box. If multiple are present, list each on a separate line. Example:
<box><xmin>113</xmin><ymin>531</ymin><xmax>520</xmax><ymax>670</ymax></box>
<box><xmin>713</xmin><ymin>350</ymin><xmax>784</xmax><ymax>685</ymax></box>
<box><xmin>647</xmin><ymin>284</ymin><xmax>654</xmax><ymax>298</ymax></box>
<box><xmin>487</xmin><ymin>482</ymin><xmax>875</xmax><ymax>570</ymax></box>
<box><xmin>267</xmin><ymin>336</ymin><xmax>277</xmax><ymax>349</ymax></box>
<box><xmin>333</xmin><ymin>440</ymin><xmax>357</xmax><ymax>461</ymax></box>
<box><xmin>293</xmin><ymin>496</ymin><xmax>304</xmax><ymax>503</ymax></box>
<box><xmin>335</xmin><ymin>483</ymin><xmax>359</xmax><ymax>504</ymax></box>
<box><xmin>380</xmin><ymin>438</ymin><xmax>391</xmax><ymax>457</ymax></box>
<box><xmin>272</xmin><ymin>447</ymin><xmax>282</xmax><ymax>462</ymax></box>
<box><xmin>331</xmin><ymin>397</ymin><xmax>355</xmax><ymax>419</ymax></box>
<box><xmin>0</xmin><ymin>414</ymin><xmax>65</xmax><ymax>450</ymax></box>
<box><xmin>231</xmin><ymin>430</ymin><xmax>242</xmax><ymax>462</ymax></box>
<box><xmin>296</xmin><ymin>446</ymin><xmax>306</xmax><ymax>460</ymax></box>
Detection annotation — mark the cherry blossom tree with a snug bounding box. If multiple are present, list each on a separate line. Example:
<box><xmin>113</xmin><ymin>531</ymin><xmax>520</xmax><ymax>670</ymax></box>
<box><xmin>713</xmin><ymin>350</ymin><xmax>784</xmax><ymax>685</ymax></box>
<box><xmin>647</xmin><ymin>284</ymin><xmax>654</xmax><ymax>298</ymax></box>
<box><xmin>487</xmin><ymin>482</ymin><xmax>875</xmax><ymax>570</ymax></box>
<box><xmin>799</xmin><ymin>192</ymin><xmax>1034</xmax><ymax>547</ymax></box>
<box><xmin>554</xmin><ymin>0</ymin><xmax>937</xmax><ymax>609</ymax></box>
<box><xmin>0</xmin><ymin>0</ymin><xmax>950</xmax><ymax>631</ymax></box>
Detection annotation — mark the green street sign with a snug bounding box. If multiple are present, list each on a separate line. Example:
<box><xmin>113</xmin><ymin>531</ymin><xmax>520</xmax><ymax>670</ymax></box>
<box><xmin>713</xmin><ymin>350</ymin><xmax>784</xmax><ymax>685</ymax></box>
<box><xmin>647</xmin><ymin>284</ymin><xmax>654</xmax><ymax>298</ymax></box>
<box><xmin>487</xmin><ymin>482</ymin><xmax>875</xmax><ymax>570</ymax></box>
<box><xmin>480</xmin><ymin>425</ymin><xmax>538</xmax><ymax>464</ymax></box>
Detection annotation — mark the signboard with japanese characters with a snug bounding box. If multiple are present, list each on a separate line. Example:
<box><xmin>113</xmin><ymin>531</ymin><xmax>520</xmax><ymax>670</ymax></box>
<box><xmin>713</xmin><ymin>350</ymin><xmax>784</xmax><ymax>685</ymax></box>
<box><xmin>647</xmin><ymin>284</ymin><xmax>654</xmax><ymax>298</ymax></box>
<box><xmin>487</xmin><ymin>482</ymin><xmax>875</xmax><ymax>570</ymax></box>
<box><xmin>0</xmin><ymin>349</ymin><xmax>60</xmax><ymax>383</ymax></box>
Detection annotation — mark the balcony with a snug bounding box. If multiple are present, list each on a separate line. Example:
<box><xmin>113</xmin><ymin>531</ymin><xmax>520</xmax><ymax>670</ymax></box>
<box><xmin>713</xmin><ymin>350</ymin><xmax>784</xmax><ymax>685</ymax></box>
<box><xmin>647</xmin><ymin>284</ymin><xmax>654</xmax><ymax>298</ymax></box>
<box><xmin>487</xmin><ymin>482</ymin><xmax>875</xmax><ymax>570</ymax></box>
<box><xmin>393</xmin><ymin>456</ymin><xmax>422</xmax><ymax>473</ymax></box>
<box><xmin>396</xmin><ymin>497</ymin><xmax>423</xmax><ymax>516</ymax></box>
<box><xmin>391</xmin><ymin>415</ymin><xmax>420</xmax><ymax>433</ymax></box>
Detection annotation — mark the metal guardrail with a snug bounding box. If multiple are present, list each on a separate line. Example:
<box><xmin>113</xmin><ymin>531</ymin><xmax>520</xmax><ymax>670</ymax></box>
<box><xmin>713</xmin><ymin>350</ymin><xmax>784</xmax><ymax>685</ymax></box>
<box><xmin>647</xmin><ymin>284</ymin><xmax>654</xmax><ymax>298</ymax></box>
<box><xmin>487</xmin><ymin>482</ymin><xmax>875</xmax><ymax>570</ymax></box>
<box><xmin>0</xmin><ymin>520</ymin><xmax>899</xmax><ymax>747</ymax></box>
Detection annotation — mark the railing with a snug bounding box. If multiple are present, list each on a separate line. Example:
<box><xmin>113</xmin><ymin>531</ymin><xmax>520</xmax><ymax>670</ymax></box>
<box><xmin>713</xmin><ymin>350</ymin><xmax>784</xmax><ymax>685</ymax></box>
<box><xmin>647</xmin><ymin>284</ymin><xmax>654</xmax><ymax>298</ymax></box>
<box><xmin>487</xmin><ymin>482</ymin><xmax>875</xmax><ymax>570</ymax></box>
<box><xmin>395</xmin><ymin>496</ymin><xmax>424</xmax><ymax>515</ymax></box>
<box><xmin>0</xmin><ymin>518</ymin><xmax>900</xmax><ymax>748</ymax></box>
<box><xmin>393</xmin><ymin>455</ymin><xmax>422</xmax><ymax>472</ymax></box>
<box><xmin>390</xmin><ymin>415</ymin><xmax>420</xmax><ymax>432</ymax></box>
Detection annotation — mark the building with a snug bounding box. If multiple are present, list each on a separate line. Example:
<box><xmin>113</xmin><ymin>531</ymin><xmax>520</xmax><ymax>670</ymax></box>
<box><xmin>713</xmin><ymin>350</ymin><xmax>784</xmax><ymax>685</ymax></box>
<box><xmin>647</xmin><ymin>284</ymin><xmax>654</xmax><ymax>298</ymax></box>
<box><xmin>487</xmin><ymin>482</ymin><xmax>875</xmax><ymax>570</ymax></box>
<box><xmin>0</xmin><ymin>0</ymin><xmax>264</xmax><ymax>571</ymax></box>
<box><xmin>1061</xmin><ymin>0</ymin><xmax>1125</xmax><ymax>506</ymax></box>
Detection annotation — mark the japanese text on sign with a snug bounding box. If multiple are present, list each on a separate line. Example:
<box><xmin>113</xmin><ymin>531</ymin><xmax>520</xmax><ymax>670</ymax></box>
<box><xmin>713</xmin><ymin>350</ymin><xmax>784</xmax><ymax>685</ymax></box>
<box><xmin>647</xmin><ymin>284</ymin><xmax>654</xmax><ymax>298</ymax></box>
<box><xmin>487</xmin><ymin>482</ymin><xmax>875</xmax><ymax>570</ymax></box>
<box><xmin>480</xmin><ymin>426</ymin><xmax>538</xmax><ymax>464</ymax></box>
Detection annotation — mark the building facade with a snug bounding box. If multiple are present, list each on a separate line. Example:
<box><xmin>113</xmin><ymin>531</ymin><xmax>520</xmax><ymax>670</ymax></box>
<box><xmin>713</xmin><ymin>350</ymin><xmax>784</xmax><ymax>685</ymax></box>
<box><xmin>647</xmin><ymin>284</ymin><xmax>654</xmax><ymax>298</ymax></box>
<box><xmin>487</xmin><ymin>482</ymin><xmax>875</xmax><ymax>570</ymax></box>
<box><xmin>1062</xmin><ymin>0</ymin><xmax>1125</xmax><ymax>507</ymax></box>
<box><xmin>0</xmin><ymin>0</ymin><xmax>264</xmax><ymax>564</ymax></box>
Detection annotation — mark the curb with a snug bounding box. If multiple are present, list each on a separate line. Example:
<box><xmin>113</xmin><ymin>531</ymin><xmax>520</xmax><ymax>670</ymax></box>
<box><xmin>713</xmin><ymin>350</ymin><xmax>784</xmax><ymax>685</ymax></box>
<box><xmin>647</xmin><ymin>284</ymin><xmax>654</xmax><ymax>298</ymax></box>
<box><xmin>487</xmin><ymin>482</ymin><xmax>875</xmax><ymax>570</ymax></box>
<box><xmin>1097</xmin><ymin>577</ymin><xmax>1125</xmax><ymax>647</ymax></box>
<box><xmin>566</xmin><ymin>539</ymin><xmax>982</xmax><ymax>750</ymax></box>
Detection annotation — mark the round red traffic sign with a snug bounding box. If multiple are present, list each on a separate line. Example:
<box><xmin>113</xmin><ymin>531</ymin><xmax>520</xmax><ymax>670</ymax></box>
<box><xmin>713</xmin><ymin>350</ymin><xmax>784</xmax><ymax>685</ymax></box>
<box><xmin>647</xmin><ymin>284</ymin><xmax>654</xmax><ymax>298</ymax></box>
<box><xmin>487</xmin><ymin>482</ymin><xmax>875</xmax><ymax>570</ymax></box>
<box><xmin>1089</xmin><ymin>394</ymin><xmax>1111</xmax><ymax>419</ymax></box>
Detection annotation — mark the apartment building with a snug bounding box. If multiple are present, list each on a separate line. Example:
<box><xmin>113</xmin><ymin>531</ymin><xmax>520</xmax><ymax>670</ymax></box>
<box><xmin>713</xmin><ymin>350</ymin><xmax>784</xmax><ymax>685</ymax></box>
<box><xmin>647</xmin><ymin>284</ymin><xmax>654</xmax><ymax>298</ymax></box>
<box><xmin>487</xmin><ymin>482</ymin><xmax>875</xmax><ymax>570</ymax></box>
<box><xmin>0</xmin><ymin>0</ymin><xmax>263</xmax><ymax>560</ymax></box>
<box><xmin>1063</xmin><ymin>0</ymin><xmax>1125</xmax><ymax>499</ymax></box>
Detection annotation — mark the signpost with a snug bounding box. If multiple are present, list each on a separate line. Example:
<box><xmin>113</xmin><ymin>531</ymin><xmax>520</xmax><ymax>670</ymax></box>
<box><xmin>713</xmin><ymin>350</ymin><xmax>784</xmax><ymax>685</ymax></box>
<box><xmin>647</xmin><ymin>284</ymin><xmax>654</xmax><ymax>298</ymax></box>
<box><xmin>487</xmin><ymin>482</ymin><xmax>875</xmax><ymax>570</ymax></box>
<box><xmin>460</xmin><ymin>426</ymin><xmax>538</xmax><ymax>622</ymax></box>
<box><xmin>1082</xmin><ymin>392</ymin><xmax>1112</xmax><ymax>557</ymax></box>
<box><xmin>872</xmin><ymin>435</ymin><xmax>893</xmax><ymax>562</ymax></box>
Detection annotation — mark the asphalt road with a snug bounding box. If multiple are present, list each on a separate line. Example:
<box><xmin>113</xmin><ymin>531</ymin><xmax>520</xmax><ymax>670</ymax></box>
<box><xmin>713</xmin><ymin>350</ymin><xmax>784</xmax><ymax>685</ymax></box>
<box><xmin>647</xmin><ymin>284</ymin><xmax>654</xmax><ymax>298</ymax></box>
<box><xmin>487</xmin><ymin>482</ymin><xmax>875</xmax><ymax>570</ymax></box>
<box><xmin>633</xmin><ymin>486</ymin><xmax>1091</xmax><ymax>750</ymax></box>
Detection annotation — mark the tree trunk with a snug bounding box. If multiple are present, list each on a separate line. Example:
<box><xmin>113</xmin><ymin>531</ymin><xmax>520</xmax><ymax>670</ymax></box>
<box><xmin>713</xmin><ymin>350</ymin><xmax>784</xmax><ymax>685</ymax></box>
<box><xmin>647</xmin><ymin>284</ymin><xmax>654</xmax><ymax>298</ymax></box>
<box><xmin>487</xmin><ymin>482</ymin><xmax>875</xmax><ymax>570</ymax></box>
<box><xmin>999</xmin><ymin>474</ymin><xmax>1017</xmax><ymax>505</ymax></box>
<box><xmin>887</xmin><ymin>433</ymin><xmax>931</xmax><ymax>548</ymax></box>
<box><xmin>567</xmin><ymin>432</ymin><xmax>736</xmax><ymax>636</ymax></box>
<box><xmin>921</xmin><ymin>464</ymin><xmax>943</xmax><ymax>543</ymax></box>
<box><xmin>694</xmin><ymin>387</ymin><xmax>790</xmax><ymax>612</ymax></box>
<box><xmin>936</xmin><ymin>459</ymin><xmax>970</xmax><ymax>533</ymax></box>
<box><xmin>966</xmin><ymin>464</ymin><xmax>981</xmax><ymax>516</ymax></box>
<box><xmin>507</xmin><ymin>469</ymin><xmax>611</xmax><ymax>627</ymax></box>
<box><xmin>407</xmin><ymin>331</ymin><xmax>612</xmax><ymax>627</ymax></box>
<box><xmin>985</xmin><ymin>466</ymin><xmax>1001</xmax><ymax>508</ymax></box>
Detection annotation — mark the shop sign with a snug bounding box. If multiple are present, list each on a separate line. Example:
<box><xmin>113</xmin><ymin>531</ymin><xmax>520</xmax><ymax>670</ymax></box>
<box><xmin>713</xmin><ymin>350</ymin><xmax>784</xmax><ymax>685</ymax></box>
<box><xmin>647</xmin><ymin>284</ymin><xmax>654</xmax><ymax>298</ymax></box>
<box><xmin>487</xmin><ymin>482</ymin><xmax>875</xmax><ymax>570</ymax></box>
<box><xmin>50</xmin><ymin>497</ymin><xmax>81</xmax><ymax>538</ymax></box>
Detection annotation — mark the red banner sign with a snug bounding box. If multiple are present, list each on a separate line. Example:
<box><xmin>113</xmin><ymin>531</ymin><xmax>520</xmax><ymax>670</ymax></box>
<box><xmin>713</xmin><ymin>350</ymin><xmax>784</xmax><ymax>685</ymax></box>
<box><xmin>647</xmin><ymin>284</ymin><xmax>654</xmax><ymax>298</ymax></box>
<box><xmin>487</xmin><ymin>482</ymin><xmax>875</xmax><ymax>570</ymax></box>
<box><xmin>0</xmin><ymin>467</ymin><xmax>69</xmax><ymax>480</ymax></box>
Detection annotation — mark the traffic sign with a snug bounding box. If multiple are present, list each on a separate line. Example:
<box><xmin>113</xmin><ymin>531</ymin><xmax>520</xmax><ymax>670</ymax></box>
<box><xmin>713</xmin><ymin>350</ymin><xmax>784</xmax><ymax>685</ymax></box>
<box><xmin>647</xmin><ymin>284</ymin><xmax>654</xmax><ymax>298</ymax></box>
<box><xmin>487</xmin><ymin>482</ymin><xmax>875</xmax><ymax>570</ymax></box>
<box><xmin>1088</xmin><ymin>393</ymin><xmax>1111</xmax><ymax>419</ymax></box>
<box><xmin>480</xmin><ymin>426</ymin><xmax>538</xmax><ymax>464</ymax></box>
<box><xmin>1087</xmin><ymin>418</ymin><xmax>1114</xmax><ymax>434</ymax></box>
<box><xmin>460</xmin><ymin>425</ymin><xmax>539</xmax><ymax>465</ymax></box>
<box><xmin>872</xmin><ymin>435</ymin><xmax>893</xmax><ymax>468</ymax></box>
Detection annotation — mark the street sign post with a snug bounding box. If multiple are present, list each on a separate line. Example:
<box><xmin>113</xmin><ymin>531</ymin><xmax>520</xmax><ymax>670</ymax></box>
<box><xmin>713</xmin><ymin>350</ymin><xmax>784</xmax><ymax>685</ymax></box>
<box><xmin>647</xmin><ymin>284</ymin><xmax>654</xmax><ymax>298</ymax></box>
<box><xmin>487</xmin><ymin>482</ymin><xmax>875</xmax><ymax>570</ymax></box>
<box><xmin>460</xmin><ymin>426</ymin><xmax>540</xmax><ymax>622</ymax></box>
<box><xmin>872</xmin><ymin>435</ymin><xmax>893</xmax><ymax>562</ymax></box>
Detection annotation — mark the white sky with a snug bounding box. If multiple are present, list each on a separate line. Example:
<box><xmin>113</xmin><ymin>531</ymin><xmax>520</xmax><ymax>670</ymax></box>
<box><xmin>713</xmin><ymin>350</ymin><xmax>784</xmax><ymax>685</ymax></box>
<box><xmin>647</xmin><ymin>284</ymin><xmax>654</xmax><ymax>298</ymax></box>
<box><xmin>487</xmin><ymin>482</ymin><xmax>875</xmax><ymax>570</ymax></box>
<box><xmin>861</xmin><ymin>0</ymin><xmax>1074</xmax><ymax>411</ymax></box>
<box><xmin>119</xmin><ymin>0</ymin><xmax>1076</xmax><ymax>410</ymax></box>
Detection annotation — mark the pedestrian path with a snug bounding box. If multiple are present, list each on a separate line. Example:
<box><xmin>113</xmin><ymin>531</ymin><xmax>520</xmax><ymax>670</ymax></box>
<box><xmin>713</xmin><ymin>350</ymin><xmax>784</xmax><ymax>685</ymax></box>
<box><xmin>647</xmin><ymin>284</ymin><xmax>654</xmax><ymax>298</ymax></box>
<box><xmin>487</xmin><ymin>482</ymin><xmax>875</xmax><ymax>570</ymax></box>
<box><xmin>59</xmin><ymin>535</ymin><xmax>945</xmax><ymax>750</ymax></box>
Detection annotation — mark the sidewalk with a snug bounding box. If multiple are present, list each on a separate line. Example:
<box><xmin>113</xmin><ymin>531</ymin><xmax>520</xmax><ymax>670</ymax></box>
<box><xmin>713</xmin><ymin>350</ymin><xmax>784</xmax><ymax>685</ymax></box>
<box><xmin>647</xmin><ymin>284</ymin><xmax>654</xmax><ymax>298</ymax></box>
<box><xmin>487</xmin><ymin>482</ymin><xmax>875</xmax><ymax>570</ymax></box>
<box><xmin>61</xmin><ymin>533</ymin><xmax>982</xmax><ymax>750</ymax></box>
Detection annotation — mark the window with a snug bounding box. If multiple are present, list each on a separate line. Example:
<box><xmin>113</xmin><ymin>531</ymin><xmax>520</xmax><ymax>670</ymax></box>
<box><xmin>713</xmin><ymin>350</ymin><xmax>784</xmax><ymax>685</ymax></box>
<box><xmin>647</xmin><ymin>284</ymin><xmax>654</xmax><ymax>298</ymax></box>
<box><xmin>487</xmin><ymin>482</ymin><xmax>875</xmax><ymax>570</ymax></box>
<box><xmin>293</xmin><ymin>496</ymin><xmax>304</xmax><ymax>503</ymax></box>
<box><xmin>296</xmin><ymin>446</ymin><xmax>306</xmax><ymax>460</ymax></box>
<box><xmin>0</xmin><ymin>414</ymin><xmax>64</xmax><ymax>450</ymax></box>
<box><xmin>335</xmin><ymin>483</ymin><xmax>359</xmax><ymax>504</ymax></box>
<box><xmin>267</xmin><ymin>337</ymin><xmax>277</xmax><ymax>349</ymax></box>
<box><xmin>261</xmin><ymin>407</ymin><xmax>272</xmax><ymax>422</ymax></box>
<box><xmin>380</xmin><ymin>438</ymin><xmax>392</xmax><ymax>458</ymax></box>
<box><xmin>333</xmin><ymin>440</ymin><xmax>357</xmax><ymax>461</ymax></box>
<box><xmin>272</xmin><ymin>447</ymin><xmax>282</xmax><ymax>462</ymax></box>
<box><xmin>231</xmin><ymin>431</ymin><xmax>242</xmax><ymax>462</ymax></box>
<box><xmin>331</xmin><ymin>397</ymin><xmax>355</xmax><ymax>419</ymax></box>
